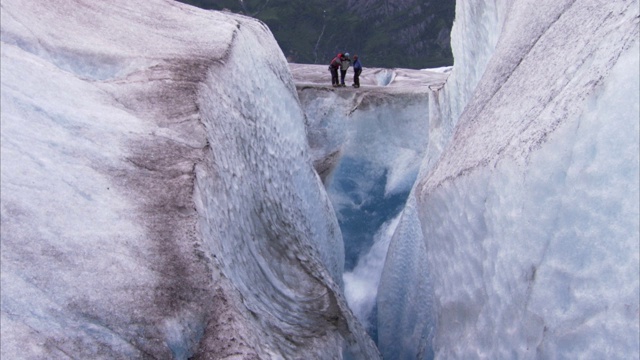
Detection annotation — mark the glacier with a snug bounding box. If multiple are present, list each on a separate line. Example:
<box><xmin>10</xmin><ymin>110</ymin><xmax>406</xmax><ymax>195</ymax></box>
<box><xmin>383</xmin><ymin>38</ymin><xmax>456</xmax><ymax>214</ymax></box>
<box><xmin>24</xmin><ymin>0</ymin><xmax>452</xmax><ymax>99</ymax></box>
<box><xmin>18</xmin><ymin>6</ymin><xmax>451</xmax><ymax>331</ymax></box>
<box><xmin>1</xmin><ymin>0</ymin><xmax>639</xmax><ymax>359</ymax></box>
<box><xmin>376</xmin><ymin>0</ymin><xmax>640</xmax><ymax>359</ymax></box>
<box><xmin>1</xmin><ymin>0</ymin><xmax>379</xmax><ymax>358</ymax></box>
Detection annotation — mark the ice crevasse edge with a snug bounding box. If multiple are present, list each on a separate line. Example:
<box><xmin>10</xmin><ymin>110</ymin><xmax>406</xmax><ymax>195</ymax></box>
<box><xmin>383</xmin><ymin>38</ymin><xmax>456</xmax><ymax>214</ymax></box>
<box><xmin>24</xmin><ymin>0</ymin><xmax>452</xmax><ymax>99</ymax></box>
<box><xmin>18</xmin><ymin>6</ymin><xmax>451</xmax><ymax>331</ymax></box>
<box><xmin>0</xmin><ymin>0</ymin><xmax>379</xmax><ymax>359</ymax></box>
<box><xmin>377</xmin><ymin>0</ymin><xmax>640</xmax><ymax>358</ymax></box>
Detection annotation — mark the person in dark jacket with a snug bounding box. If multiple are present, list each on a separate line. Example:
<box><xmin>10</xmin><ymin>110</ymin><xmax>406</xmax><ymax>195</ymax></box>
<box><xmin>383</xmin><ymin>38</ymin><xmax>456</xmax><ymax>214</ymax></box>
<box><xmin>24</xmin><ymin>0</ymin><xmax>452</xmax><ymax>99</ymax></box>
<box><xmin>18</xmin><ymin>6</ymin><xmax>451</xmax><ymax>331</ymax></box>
<box><xmin>329</xmin><ymin>53</ymin><xmax>343</xmax><ymax>87</ymax></box>
<box><xmin>352</xmin><ymin>55</ymin><xmax>362</xmax><ymax>88</ymax></box>
<box><xmin>340</xmin><ymin>52</ymin><xmax>351</xmax><ymax>87</ymax></box>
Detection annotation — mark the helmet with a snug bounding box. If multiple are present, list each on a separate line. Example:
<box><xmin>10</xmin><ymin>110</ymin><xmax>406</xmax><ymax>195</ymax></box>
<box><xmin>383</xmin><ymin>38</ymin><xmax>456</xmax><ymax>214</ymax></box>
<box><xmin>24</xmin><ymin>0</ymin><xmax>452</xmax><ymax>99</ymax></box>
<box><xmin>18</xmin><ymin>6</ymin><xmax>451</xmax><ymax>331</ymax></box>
<box><xmin>345</xmin><ymin>52</ymin><xmax>350</xmax><ymax>57</ymax></box>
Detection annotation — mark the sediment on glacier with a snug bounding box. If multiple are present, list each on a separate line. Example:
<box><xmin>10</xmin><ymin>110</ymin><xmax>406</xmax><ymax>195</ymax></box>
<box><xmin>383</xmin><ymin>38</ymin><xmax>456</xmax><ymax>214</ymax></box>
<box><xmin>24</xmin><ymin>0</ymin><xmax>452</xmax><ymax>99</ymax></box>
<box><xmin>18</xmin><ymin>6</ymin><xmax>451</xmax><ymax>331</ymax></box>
<box><xmin>0</xmin><ymin>1</ymin><xmax>380</xmax><ymax>358</ymax></box>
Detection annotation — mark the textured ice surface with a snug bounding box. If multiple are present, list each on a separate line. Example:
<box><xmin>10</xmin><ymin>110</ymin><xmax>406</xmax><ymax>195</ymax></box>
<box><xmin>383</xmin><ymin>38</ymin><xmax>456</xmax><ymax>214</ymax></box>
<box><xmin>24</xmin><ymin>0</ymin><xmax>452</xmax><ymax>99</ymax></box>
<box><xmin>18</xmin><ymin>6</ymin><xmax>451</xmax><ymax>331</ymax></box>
<box><xmin>378</xmin><ymin>0</ymin><xmax>640</xmax><ymax>358</ymax></box>
<box><xmin>1</xmin><ymin>1</ymin><xmax>379</xmax><ymax>358</ymax></box>
<box><xmin>377</xmin><ymin>196</ymin><xmax>435</xmax><ymax>360</ymax></box>
<box><xmin>4</xmin><ymin>0</ymin><xmax>638</xmax><ymax>358</ymax></box>
<box><xmin>193</xmin><ymin>23</ymin><xmax>379</xmax><ymax>359</ymax></box>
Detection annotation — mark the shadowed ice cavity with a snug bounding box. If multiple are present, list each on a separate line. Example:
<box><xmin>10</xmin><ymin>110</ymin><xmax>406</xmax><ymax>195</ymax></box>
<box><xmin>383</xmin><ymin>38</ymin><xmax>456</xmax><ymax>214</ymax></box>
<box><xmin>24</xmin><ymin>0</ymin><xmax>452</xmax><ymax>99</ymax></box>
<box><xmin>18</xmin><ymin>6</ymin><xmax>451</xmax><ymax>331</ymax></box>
<box><xmin>297</xmin><ymin>84</ymin><xmax>433</xmax><ymax>346</ymax></box>
<box><xmin>375</xmin><ymin>70</ymin><xmax>396</xmax><ymax>86</ymax></box>
<box><xmin>330</xmin><ymin>157</ymin><xmax>410</xmax><ymax>271</ymax></box>
<box><xmin>327</xmin><ymin>155</ymin><xmax>415</xmax><ymax>344</ymax></box>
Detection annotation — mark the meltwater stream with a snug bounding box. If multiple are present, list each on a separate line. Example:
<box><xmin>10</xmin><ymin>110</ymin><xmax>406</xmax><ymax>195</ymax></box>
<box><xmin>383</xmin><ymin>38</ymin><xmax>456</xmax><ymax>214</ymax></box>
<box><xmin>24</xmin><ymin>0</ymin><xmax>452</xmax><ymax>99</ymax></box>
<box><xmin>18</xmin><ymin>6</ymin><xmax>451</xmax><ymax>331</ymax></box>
<box><xmin>330</xmin><ymin>157</ymin><xmax>412</xmax><ymax>342</ymax></box>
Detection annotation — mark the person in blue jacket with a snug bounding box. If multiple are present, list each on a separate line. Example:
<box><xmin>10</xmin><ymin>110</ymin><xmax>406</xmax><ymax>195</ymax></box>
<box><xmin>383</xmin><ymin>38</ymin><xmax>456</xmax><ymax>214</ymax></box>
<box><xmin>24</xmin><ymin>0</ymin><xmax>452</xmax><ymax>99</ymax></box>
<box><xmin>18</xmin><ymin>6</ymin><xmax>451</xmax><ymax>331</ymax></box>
<box><xmin>352</xmin><ymin>54</ymin><xmax>362</xmax><ymax>88</ymax></box>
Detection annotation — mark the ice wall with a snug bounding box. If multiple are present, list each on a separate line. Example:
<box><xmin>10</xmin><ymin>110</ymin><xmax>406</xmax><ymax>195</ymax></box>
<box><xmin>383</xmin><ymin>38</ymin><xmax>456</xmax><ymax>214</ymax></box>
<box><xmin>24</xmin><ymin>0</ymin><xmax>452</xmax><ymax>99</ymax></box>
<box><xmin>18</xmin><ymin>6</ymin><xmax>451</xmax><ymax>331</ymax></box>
<box><xmin>378</xmin><ymin>0</ymin><xmax>640</xmax><ymax>358</ymax></box>
<box><xmin>0</xmin><ymin>1</ymin><xmax>378</xmax><ymax>358</ymax></box>
<box><xmin>193</xmin><ymin>20</ymin><xmax>379</xmax><ymax>359</ymax></box>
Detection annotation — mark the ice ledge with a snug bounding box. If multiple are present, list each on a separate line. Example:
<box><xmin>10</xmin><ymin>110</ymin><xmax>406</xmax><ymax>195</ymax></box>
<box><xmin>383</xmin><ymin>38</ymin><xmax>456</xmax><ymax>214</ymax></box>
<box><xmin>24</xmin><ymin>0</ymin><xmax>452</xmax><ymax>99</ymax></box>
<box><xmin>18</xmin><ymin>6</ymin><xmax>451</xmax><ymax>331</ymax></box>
<box><xmin>290</xmin><ymin>63</ymin><xmax>450</xmax><ymax>92</ymax></box>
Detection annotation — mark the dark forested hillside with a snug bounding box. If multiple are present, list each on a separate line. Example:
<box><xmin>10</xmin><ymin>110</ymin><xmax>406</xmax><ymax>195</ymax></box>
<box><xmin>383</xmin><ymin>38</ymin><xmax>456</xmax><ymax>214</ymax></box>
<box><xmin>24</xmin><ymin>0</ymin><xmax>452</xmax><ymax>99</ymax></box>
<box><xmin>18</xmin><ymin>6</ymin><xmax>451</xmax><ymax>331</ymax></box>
<box><xmin>176</xmin><ymin>0</ymin><xmax>455</xmax><ymax>69</ymax></box>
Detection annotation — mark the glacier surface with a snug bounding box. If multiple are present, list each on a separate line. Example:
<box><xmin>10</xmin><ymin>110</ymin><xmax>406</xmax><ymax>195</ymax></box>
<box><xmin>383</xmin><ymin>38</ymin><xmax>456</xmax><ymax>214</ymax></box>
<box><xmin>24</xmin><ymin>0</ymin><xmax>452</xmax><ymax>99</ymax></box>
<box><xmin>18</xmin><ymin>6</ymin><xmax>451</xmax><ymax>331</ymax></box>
<box><xmin>1</xmin><ymin>0</ymin><xmax>379</xmax><ymax>358</ymax></box>
<box><xmin>2</xmin><ymin>0</ymin><xmax>639</xmax><ymax>358</ymax></box>
<box><xmin>377</xmin><ymin>0</ymin><xmax>640</xmax><ymax>358</ymax></box>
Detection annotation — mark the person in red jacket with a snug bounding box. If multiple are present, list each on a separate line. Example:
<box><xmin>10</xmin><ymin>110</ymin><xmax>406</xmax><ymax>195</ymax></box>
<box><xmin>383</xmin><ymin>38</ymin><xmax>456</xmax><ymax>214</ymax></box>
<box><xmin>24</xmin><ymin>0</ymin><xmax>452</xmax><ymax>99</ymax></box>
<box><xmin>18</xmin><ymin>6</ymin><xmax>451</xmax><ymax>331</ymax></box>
<box><xmin>329</xmin><ymin>53</ymin><xmax>343</xmax><ymax>87</ymax></box>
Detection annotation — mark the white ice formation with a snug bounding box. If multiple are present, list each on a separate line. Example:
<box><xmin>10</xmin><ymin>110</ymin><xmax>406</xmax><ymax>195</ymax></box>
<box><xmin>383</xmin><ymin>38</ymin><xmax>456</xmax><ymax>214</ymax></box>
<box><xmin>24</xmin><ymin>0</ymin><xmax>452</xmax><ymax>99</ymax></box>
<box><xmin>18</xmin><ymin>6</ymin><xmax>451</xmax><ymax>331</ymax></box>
<box><xmin>376</xmin><ymin>0</ymin><xmax>640</xmax><ymax>359</ymax></box>
<box><xmin>2</xmin><ymin>0</ymin><xmax>639</xmax><ymax>359</ymax></box>
<box><xmin>1</xmin><ymin>0</ymin><xmax>378</xmax><ymax>358</ymax></box>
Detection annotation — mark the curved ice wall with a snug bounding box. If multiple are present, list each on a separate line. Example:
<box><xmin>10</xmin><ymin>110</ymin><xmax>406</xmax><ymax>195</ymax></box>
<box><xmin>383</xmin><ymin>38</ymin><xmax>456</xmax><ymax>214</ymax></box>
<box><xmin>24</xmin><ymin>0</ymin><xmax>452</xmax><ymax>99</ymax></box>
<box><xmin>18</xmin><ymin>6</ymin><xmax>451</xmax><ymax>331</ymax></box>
<box><xmin>0</xmin><ymin>0</ymin><xmax>379</xmax><ymax>358</ymax></box>
<box><xmin>193</xmin><ymin>16</ymin><xmax>379</xmax><ymax>359</ymax></box>
<box><xmin>378</xmin><ymin>0</ymin><xmax>640</xmax><ymax>358</ymax></box>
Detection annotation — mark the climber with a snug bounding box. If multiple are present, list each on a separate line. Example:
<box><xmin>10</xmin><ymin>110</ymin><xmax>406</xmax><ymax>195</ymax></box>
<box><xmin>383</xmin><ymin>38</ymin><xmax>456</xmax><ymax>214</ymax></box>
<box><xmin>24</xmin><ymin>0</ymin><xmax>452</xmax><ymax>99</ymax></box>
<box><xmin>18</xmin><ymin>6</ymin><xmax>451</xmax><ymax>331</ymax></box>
<box><xmin>329</xmin><ymin>53</ymin><xmax>343</xmax><ymax>87</ymax></box>
<box><xmin>352</xmin><ymin>54</ymin><xmax>362</xmax><ymax>88</ymax></box>
<box><xmin>340</xmin><ymin>52</ymin><xmax>351</xmax><ymax>87</ymax></box>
